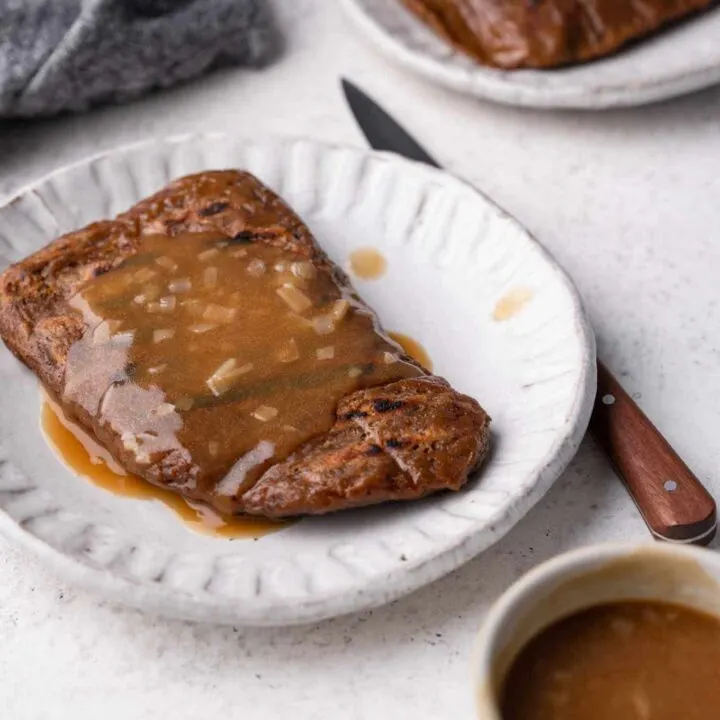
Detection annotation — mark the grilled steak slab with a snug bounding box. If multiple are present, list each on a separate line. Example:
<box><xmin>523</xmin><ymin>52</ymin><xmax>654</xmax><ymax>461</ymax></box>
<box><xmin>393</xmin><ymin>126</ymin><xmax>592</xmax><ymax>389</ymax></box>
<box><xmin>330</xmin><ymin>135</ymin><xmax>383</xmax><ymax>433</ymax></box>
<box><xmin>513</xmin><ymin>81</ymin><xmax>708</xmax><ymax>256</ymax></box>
<box><xmin>0</xmin><ymin>171</ymin><xmax>490</xmax><ymax>518</ymax></box>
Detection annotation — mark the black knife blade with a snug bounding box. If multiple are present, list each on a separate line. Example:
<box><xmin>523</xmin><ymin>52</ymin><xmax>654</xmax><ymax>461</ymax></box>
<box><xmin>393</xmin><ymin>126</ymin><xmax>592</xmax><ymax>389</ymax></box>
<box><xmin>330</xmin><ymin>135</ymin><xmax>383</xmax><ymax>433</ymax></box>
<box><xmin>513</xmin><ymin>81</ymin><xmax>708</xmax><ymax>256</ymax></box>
<box><xmin>340</xmin><ymin>76</ymin><xmax>718</xmax><ymax>546</ymax></box>
<box><xmin>341</xmin><ymin>78</ymin><xmax>440</xmax><ymax>169</ymax></box>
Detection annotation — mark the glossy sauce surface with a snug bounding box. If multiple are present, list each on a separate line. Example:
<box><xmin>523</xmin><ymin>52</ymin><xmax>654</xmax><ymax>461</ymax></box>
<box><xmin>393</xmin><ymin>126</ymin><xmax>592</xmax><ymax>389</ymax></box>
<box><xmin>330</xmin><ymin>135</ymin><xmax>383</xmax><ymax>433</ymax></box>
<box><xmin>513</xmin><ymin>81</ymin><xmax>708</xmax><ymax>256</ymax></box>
<box><xmin>501</xmin><ymin>600</ymin><xmax>720</xmax><ymax>720</ymax></box>
<box><xmin>41</xmin><ymin>399</ymin><xmax>285</xmax><ymax>538</ymax></box>
<box><xmin>62</xmin><ymin>233</ymin><xmax>420</xmax><ymax>512</ymax></box>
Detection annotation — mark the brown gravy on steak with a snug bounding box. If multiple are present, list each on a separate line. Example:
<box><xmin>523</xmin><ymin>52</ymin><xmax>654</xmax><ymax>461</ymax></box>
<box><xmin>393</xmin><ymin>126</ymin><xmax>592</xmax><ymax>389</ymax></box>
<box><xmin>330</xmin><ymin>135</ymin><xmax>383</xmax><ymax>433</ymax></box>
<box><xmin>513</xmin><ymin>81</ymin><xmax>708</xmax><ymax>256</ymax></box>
<box><xmin>41</xmin><ymin>398</ymin><xmax>286</xmax><ymax>538</ymax></box>
<box><xmin>500</xmin><ymin>600</ymin><xmax>720</xmax><ymax>720</ymax></box>
<box><xmin>62</xmin><ymin>232</ymin><xmax>420</xmax><ymax>514</ymax></box>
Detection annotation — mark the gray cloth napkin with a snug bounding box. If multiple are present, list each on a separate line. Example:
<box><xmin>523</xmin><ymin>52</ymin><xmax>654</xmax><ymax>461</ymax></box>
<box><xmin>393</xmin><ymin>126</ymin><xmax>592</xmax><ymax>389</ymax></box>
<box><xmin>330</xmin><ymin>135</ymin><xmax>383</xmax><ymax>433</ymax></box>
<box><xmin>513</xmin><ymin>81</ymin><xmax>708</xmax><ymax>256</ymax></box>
<box><xmin>0</xmin><ymin>0</ymin><xmax>280</xmax><ymax>117</ymax></box>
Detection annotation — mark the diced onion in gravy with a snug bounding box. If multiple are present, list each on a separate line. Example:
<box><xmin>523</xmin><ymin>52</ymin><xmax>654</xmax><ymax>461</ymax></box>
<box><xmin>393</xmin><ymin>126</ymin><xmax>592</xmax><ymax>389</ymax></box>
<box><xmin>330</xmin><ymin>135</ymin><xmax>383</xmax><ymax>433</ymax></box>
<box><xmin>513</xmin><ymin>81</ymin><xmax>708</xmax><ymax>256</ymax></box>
<box><xmin>203</xmin><ymin>303</ymin><xmax>237</xmax><ymax>324</ymax></box>
<box><xmin>168</xmin><ymin>278</ymin><xmax>192</xmax><ymax>293</ymax></box>
<box><xmin>216</xmin><ymin>441</ymin><xmax>275</xmax><ymax>497</ymax></box>
<box><xmin>291</xmin><ymin>261</ymin><xmax>315</xmax><ymax>280</ymax></box>
<box><xmin>307</xmin><ymin>301</ymin><xmax>348</xmax><ymax>336</ymax></box>
<box><xmin>247</xmin><ymin>258</ymin><xmax>267</xmax><ymax>277</ymax></box>
<box><xmin>348</xmin><ymin>367</ymin><xmax>363</xmax><ymax>378</ymax></box>
<box><xmin>153</xmin><ymin>328</ymin><xmax>175</xmax><ymax>343</ymax></box>
<box><xmin>136</xmin><ymin>285</ymin><xmax>162</xmax><ymax>305</ymax></box>
<box><xmin>188</xmin><ymin>323</ymin><xmax>217</xmax><ymax>334</ymax></box>
<box><xmin>277</xmin><ymin>285</ymin><xmax>312</xmax><ymax>314</ymax></box>
<box><xmin>203</xmin><ymin>266</ymin><xmax>219</xmax><ymax>287</ymax></box>
<box><xmin>133</xmin><ymin>267</ymin><xmax>157</xmax><ymax>283</ymax></box>
<box><xmin>252</xmin><ymin>405</ymin><xmax>279</xmax><ymax>422</ymax></box>
<box><xmin>199</xmin><ymin>248</ymin><xmax>220</xmax><ymax>262</ymax></box>
<box><xmin>207</xmin><ymin>375</ymin><xmax>234</xmax><ymax>397</ymax></box>
<box><xmin>147</xmin><ymin>299</ymin><xmax>175</xmax><ymax>313</ymax></box>
<box><xmin>181</xmin><ymin>299</ymin><xmax>206</xmax><ymax>317</ymax></box>
<box><xmin>278</xmin><ymin>338</ymin><xmax>300</xmax><ymax>363</ymax></box>
<box><xmin>206</xmin><ymin>359</ymin><xmax>253</xmax><ymax>397</ymax></box>
<box><xmin>330</xmin><ymin>299</ymin><xmax>350</xmax><ymax>323</ymax></box>
<box><xmin>211</xmin><ymin>358</ymin><xmax>237</xmax><ymax>377</ymax></box>
<box><xmin>155</xmin><ymin>256</ymin><xmax>178</xmax><ymax>272</ymax></box>
<box><xmin>316</xmin><ymin>346</ymin><xmax>335</xmax><ymax>360</ymax></box>
<box><xmin>312</xmin><ymin>315</ymin><xmax>335</xmax><ymax>335</ymax></box>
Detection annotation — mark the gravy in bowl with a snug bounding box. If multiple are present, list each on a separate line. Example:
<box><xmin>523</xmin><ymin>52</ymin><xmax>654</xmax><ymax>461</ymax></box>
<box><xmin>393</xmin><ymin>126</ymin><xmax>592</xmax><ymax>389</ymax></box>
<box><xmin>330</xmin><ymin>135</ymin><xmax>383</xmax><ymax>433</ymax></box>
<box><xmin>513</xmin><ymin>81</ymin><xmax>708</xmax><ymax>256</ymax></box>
<box><xmin>500</xmin><ymin>600</ymin><xmax>720</xmax><ymax>720</ymax></box>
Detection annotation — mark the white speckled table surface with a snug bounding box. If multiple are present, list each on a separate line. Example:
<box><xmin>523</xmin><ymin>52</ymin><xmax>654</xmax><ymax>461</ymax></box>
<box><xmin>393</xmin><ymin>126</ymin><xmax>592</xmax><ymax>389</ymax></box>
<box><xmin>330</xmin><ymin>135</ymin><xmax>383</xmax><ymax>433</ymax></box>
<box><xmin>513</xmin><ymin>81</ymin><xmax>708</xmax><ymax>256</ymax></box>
<box><xmin>2</xmin><ymin>2</ymin><xmax>720</xmax><ymax>718</ymax></box>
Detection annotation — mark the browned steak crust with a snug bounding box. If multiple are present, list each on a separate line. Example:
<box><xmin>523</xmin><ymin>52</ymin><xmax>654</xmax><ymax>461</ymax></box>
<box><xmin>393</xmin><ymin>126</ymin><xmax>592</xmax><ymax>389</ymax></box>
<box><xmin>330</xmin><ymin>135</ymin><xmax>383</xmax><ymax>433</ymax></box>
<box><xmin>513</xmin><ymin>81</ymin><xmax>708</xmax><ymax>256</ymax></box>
<box><xmin>0</xmin><ymin>171</ymin><xmax>490</xmax><ymax>518</ymax></box>
<box><xmin>244</xmin><ymin>376</ymin><xmax>490</xmax><ymax>516</ymax></box>
<box><xmin>400</xmin><ymin>0</ymin><xmax>715</xmax><ymax>69</ymax></box>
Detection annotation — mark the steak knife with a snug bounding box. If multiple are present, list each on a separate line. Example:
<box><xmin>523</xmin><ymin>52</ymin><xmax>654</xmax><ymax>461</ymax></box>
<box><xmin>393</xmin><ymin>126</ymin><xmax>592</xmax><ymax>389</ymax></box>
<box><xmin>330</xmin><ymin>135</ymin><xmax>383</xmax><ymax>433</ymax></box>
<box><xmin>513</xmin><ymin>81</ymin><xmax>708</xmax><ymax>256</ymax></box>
<box><xmin>341</xmin><ymin>78</ymin><xmax>717</xmax><ymax>546</ymax></box>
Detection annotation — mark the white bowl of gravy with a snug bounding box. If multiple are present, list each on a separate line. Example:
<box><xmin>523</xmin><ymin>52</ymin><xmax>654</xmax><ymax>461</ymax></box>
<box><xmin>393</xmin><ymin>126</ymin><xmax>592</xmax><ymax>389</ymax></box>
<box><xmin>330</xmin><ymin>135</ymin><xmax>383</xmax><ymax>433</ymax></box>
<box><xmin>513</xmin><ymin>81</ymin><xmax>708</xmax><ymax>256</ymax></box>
<box><xmin>473</xmin><ymin>543</ymin><xmax>720</xmax><ymax>720</ymax></box>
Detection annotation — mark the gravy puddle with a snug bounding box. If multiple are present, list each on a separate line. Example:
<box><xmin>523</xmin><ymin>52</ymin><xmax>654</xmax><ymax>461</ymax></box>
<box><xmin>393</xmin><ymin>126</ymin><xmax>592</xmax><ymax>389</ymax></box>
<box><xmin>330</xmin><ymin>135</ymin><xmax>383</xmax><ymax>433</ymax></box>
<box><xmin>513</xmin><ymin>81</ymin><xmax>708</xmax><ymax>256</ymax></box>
<box><xmin>41</xmin><ymin>398</ymin><xmax>288</xmax><ymax>539</ymax></box>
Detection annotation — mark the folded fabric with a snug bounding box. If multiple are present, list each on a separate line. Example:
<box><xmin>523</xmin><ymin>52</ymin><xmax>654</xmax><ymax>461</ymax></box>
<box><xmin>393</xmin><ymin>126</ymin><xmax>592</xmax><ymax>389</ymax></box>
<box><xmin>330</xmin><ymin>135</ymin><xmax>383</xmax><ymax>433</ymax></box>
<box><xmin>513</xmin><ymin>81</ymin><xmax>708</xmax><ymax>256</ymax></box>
<box><xmin>0</xmin><ymin>0</ymin><xmax>280</xmax><ymax>118</ymax></box>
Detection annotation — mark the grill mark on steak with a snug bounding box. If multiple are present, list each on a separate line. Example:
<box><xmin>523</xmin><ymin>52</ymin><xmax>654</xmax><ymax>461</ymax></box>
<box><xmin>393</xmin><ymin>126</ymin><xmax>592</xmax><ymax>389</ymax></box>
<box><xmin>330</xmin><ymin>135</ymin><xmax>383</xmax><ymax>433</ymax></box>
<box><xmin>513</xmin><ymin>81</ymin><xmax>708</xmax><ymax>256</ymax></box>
<box><xmin>373</xmin><ymin>399</ymin><xmax>404</xmax><ymax>413</ymax></box>
<box><xmin>199</xmin><ymin>202</ymin><xmax>230</xmax><ymax>217</ymax></box>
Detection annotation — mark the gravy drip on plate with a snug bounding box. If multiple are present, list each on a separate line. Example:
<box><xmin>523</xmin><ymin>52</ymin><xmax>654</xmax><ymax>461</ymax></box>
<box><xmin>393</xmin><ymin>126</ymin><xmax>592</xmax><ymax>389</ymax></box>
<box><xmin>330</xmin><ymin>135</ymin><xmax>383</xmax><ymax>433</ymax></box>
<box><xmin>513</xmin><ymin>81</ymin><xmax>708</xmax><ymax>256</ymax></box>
<box><xmin>348</xmin><ymin>247</ymin><xmax>387</xmax><ymax>280</ymax></box>
<box><xmin>41</xmin><ymin>398</ymin><xmax>287</xmax><ymax>538</ymax></box>
<box><xmin>501</xmin><ymin>600</ymin><xmax>720</xmax><ymax>720</ymax></box>
<box><xmin>388</xmin><ymin>331</ymin><xmax>432</xmax><ymax>372</ymax></box>
<box><xmin>61</xmin><ymin>232</ymin><xmax>420</xmax><ymax>513</ymax></box>
<box><xmin>492</xmin><ymin>287</ymin><xmax>534</xmax><ymax>322</ymax></box>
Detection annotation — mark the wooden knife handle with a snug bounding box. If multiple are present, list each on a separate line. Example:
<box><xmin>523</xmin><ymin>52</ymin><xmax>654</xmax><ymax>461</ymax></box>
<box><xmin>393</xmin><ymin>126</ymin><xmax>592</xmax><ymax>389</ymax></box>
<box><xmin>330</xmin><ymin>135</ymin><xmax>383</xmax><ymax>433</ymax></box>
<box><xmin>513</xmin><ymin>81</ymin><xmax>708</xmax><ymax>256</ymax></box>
<box><xmin>590</xmin><ymin>361</ymin><xmax>717</xmax><ymax>545</ymax></box>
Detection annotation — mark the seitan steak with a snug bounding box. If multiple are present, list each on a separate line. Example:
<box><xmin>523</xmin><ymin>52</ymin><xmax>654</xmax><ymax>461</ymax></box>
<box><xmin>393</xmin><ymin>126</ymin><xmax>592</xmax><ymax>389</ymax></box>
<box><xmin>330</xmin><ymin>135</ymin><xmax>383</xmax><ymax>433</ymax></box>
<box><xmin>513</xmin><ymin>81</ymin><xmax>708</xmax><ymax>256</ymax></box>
<box><xmin>0</xmin><ymin>171</ymin><xmax>490</xmax><ymax>518</ymax></box>
<box><xmin>400</xmin><ymin>0</ymin><xmax>715</xmax><ymax>69</ymax></box>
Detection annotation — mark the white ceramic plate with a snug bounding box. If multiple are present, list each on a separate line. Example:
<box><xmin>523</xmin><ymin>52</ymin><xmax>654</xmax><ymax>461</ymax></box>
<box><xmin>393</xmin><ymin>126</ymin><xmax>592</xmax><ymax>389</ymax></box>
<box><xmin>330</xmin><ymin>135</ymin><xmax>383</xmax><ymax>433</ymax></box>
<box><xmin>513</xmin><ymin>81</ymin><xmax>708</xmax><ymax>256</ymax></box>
<box><xmin>341</xmin><ymin>0</ymin><xmax>720</xmax><ymax>109</ymax></box>
<box><xmin>0</xmin><ymin>136</ymin><xmax>595</xmax><ymax>625</ymax></box>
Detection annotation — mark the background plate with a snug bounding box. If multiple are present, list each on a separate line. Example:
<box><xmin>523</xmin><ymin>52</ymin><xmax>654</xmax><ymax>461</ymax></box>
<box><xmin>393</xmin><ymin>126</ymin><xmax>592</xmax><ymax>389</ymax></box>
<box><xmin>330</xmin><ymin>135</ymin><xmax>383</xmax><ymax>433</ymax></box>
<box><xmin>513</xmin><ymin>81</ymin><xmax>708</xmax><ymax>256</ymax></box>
<box><xmin>0</xmin><ymin>136</ymin><xmax>595</xmax><ymax>625</ymax></box>
<box><xmin>341</xmin><ymin>0</ymin><xmax>720</xmax><ymax>109</ymax></box>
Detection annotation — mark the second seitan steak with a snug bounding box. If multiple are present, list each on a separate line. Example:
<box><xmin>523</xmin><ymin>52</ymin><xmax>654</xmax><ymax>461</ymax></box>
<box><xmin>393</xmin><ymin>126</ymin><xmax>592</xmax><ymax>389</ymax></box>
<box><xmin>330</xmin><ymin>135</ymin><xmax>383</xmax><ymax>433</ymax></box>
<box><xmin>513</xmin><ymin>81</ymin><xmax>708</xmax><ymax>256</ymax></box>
<box><xmin>400</xmin><ymin>0</ymin><xmax>715</xmax><ymax>69</ymax></box>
